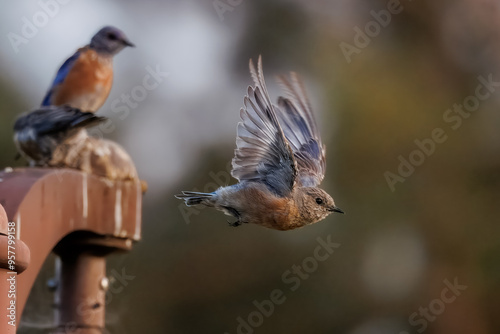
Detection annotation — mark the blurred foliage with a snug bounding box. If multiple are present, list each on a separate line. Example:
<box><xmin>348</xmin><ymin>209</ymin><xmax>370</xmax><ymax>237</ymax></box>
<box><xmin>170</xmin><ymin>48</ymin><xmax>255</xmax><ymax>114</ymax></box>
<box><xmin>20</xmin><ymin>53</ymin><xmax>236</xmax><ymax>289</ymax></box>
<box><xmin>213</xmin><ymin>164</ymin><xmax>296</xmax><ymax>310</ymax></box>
<box><xmin>0</xmin><ymin>71</ymin><xmax>25</xmax><ymax>169</ymax></box>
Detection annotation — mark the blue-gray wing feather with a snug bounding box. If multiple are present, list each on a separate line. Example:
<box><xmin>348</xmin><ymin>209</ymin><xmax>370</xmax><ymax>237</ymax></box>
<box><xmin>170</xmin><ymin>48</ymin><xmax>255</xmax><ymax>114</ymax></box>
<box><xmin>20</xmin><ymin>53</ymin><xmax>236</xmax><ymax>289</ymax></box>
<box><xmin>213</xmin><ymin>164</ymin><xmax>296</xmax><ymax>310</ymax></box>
<box><xmin>231</xmin><ymin>57</ymin><xmax>297</xmax><ymax>197</ymax></box>
<box><xmin>41</xmin><ymin>51</ymin><xmax>81</xmax><ymax>106</ymax></box>
<box><xmin>276</xmin><ymin>73</ymin><xmax>326</xmax><ymax>187</ymax></box>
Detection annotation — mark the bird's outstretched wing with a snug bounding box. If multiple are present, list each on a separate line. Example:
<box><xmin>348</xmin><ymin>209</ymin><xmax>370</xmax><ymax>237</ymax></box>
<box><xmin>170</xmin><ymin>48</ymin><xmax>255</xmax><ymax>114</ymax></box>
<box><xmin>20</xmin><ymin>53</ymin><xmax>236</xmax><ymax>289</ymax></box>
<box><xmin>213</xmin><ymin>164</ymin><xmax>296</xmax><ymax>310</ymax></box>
<box><xmin>275</xmin><ymin>72</ymin><xmax>326</xmax><ymax>187</ymax></box>
<box><xmin>231</xmin><ymin>57</ymin><xmax>297</xmax><ymax>197</ymax></box>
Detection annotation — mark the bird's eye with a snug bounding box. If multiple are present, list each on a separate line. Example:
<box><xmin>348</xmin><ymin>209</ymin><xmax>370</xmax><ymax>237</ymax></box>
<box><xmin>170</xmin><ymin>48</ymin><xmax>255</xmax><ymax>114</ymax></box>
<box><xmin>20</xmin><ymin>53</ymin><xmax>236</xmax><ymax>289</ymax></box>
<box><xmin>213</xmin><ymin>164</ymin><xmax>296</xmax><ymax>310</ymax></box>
<box><xmin>315</xmin><ymin>198</ymin><xmax>323</xmax><ymax>205</ymax></box>
<box><xmin>107</xmin><ymin>33</ymin><xmax>117</xmax><ymax>40</ymax></box>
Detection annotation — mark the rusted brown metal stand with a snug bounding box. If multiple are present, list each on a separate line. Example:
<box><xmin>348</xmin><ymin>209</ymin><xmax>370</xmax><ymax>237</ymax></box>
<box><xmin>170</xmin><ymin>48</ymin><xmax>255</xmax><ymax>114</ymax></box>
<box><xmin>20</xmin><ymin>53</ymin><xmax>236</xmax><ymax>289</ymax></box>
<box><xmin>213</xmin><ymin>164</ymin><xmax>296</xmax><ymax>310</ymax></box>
<box><xmin>53</xmin><ymin>234</ymin><xmax>132</xmax><ymax>333</ymax></box>
<box><xmin>55</xmin><ymin>252</ymin><xmax>106</xmax><ymax>333</ymax></box>
<box><xmin>0</xmin><ymin>168</ymin><xmax>142</xmax><ymax>333</ymax></box>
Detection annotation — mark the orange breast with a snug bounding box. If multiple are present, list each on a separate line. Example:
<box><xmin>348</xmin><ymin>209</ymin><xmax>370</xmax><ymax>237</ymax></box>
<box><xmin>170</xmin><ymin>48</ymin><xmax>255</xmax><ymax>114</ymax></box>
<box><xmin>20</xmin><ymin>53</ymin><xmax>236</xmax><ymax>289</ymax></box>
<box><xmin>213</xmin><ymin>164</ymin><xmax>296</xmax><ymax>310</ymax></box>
<box><xmin>241</xmin><ymin>186</ymin><xmax>300</xmax><ymax>230</ymax></box>
<box><xmin>52</xmin><ymin>49</ymin><xmax>113</xmax><ymax>112</ymax></box>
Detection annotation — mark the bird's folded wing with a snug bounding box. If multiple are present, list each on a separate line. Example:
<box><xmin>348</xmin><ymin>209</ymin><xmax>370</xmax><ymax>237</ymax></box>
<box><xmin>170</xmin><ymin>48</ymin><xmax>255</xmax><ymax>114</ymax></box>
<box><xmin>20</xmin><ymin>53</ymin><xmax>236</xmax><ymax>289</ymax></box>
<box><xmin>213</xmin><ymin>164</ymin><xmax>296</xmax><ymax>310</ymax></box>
<box><xmin>41</xmin><ymin>49</ymin><xmax>82</xmax><ymax>106</ymax></box>
<box><xmin>14</xmin><ymin>106</ymin><xmax>106</xmax><ymax>164</ymax></box>
<box><xmin>276</xmin><ymin>73</ymin><xmax>326</xmax><ymax>187</ymax></box>
<box><xmin>14</xmin><ymin>105</ymin><xmax>105</xmax><ymax>135</ymax></box>
<box><xmin>231</xmin><ymin>57</ymin><xmax>297</xmax><ymax>197</ymax></box>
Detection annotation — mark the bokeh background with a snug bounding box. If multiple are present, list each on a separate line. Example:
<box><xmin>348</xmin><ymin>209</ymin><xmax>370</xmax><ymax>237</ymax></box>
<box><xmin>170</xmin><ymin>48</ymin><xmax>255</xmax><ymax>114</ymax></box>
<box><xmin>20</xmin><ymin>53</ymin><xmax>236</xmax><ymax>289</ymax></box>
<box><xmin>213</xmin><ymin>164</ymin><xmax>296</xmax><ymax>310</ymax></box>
<box><xmin>1</xmin><ymin>0</ymin><xmax>499</xmax><ymax>333</ymax></box>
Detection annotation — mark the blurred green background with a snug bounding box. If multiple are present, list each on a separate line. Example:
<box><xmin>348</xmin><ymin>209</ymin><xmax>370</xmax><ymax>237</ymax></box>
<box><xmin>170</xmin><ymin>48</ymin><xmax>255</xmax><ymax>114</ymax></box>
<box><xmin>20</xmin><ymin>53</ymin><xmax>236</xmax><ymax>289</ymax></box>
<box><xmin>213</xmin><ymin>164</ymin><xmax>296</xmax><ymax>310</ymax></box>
<box><xmin>1</xmin><ymin>0</ymin><xmax>499</xmax><ymax>333</ymax></box>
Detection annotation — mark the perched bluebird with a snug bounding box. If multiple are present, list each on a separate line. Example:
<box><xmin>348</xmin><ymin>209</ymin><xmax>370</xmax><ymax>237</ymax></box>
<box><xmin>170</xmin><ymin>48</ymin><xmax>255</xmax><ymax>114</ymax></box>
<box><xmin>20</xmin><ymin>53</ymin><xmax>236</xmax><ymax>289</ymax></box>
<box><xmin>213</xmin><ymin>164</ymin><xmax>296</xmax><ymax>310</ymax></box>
<box><xmin>41</xmin><ymin>26</ymin><xmax>134</xmax><ymax>112</ymax></box>
<box><xmin>176</xmin><ymin>57</ymin><xmax>344</xmax><ymax>231</ymax></box>
<box><xmin>14</xmin><ymin>106</ymin><xmax>141</xmax><ymax>184</ymax></box>
<box><xmin>14</xmin><ymin>105</ymin><xmax>105</xmax><ymax>166</ymax></box>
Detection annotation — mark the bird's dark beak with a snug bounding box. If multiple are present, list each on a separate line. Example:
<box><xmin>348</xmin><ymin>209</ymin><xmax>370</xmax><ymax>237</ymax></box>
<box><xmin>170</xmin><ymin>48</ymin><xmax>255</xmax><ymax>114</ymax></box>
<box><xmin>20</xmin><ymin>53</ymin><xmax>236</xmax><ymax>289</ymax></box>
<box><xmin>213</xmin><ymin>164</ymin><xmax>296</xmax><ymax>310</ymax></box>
<box><xmin>329</xmin><ymin>206</ymin><xmax>345</xmax><ymax>214</ymax></box>
<box><xmin>122</xmin><ymin>39</ymin><xmax>135</xmax><ymax>47</ymax></box>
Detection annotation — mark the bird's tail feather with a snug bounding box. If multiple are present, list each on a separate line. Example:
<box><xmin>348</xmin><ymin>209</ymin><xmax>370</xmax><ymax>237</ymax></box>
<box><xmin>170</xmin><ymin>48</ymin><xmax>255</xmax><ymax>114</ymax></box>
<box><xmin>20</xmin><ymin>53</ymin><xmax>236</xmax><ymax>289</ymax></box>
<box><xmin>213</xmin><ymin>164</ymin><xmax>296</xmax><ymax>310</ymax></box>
<box><xmin>68</xmin><ymin>112</ymin><xmax>106</xmax><ymax>130</ymax></box>
<box><xmin>175</xmin><ymin>191</ymin><xmax>215</xmax><ymax>206</ymax></box>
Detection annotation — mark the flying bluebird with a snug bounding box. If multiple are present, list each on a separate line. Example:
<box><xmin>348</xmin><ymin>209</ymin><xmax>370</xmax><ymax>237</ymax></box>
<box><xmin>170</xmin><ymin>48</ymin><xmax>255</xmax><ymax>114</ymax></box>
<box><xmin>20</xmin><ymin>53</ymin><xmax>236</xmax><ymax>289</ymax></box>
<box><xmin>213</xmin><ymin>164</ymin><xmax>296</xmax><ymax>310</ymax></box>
<box><xmin>176</xmin><ymin>57</ymin><xmax>344</xmax><ymax>231</ymax></box>
<box><xmin>14</xmin><ymin>106</ymin><xmax>141</xmax><ymax>184</ymax></box>
<box><xmin>41</xmin><ymin>26</ymin><xmax>134</xmax><ymax>112</ymax></box>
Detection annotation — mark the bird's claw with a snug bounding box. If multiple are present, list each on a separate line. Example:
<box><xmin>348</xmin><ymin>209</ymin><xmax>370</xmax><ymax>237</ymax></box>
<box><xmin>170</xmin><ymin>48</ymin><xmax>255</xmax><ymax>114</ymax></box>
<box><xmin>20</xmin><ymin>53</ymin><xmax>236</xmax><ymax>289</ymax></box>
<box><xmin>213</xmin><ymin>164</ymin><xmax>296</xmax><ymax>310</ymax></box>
<box><xmin>227</xmin><ymin>220</ymin><xmax>242</xmax><ymax>227</ymax></box>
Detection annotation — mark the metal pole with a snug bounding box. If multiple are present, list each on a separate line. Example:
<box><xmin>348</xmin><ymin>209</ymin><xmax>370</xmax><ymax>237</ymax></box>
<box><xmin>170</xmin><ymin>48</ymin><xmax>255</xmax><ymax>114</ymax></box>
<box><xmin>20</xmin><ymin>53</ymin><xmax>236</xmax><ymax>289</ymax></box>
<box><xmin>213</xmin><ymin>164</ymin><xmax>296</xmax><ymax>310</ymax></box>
<box><xmin>54</xmin><ymin>251</ymin><xmax>107</xmax><ymax>334</ymax></box>
<box><xmin>52</xmin><ymin>233</ymin><xmax>129</xmax><ymax>334</ymax></box>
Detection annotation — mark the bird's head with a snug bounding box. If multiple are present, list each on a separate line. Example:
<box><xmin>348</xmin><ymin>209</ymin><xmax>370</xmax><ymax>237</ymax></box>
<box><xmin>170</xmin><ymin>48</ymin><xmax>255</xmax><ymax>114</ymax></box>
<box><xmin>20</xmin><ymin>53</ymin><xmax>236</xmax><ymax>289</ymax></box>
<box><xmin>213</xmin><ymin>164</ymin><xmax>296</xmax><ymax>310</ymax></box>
<box><xmin>90</xmin><ymin>26</ymin><xmax>134</xmax><ymax>55</ymax></box>
<box><xmin>295</xmin><ymin>187</ymin><xmax>344</xmax><ymax>224</ymax></box>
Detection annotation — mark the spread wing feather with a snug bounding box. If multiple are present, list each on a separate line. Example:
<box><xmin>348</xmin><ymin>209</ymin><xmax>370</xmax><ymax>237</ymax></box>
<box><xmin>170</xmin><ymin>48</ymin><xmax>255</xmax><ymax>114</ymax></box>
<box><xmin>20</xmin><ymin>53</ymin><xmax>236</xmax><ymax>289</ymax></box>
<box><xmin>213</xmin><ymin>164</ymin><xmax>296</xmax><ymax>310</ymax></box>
<box><xmin>231</xmin><ymin>57</ymin><xmax>297</xmax><ymax>197</ymax></box>
<box><xmin>276</xmin><ymin>73</ymin><xmax>326</xmax><ymax>187</ymax></box>
<box><xmin>231</xmin><ymin>56</ymin><xmax>327</xmax><ymax>194</ymax></box>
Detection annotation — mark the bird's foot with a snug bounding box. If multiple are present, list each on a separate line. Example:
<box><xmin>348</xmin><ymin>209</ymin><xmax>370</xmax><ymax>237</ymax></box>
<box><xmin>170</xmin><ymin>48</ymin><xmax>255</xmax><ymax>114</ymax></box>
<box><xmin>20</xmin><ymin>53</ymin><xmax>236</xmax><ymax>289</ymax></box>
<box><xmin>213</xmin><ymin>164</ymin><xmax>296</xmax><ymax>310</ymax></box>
<box><xmin>227</xmin><ymin>220</ymin><xmax>242</xmax><ymax>227</ymax></box>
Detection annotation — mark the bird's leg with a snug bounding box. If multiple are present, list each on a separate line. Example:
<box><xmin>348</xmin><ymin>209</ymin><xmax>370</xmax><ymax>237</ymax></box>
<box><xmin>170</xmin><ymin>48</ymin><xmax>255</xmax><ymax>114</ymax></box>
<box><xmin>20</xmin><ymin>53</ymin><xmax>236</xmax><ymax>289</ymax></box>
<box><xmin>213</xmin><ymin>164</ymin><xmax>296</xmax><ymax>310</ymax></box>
<box><xmin>227</xmin><ymin>219</ymin><xmax>242</xmax><ymax>227</ymax></box>
<box><xmin>222</xmin><ymin>206</ymin><xmax>243</xmax><ymax>227</ymax></box>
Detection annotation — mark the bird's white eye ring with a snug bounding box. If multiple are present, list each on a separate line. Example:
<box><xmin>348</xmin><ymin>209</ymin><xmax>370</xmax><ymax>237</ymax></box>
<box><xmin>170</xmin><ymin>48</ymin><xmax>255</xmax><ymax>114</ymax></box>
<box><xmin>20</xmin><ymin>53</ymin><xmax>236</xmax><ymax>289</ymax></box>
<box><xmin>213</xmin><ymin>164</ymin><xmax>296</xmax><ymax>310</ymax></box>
<box><xmin>315</xmin><ymin>198</ymin><xmax>323</xmax><ymax>205</ymax></box>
